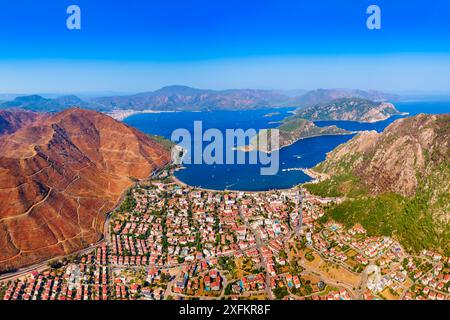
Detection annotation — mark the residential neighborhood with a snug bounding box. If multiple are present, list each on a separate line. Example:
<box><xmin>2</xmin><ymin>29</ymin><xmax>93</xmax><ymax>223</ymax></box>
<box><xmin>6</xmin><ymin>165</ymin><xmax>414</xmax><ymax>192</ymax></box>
<box><xmin>1</xmin><ymin>178</ymin><xmax>449</xmax><ymax>301</ymax></box>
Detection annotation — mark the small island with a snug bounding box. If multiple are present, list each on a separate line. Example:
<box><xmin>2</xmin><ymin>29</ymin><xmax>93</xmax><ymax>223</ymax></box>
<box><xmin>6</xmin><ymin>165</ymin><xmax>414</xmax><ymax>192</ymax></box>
<box><xmin>295</xmin><ymin>97</ymin><xmax>405</xmax><ymax>123</ymax></box>
<box><xmin>240</xmin><ymin>97</ymin><xmax>406</xmax><ymax>153</ymax></box>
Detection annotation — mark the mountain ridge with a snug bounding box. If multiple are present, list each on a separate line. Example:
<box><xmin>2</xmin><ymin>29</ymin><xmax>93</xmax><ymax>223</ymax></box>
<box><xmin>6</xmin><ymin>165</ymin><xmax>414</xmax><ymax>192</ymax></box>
<box><xmin>295</xmin><ymin>97</ymin><xmax>403</xmax><ymax>123</ymax></box>
<box><xmin>305</xmin><ymin>113</ymin><xmax>450</xmax><ymax>254</ymax></box>
<box><xmin>0</xmin><ymin>87</ymin><xmax>400</xmax><ymax>113</ymax></box>
<box><xmin>290</xmin><ymin>88</ymin><xmax>401</xmax><ymax>107</ymax></box>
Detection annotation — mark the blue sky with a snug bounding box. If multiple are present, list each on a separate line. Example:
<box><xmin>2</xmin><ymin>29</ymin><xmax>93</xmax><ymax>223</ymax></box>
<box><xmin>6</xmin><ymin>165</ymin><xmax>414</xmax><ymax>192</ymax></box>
<box><xmin>1</xmin><ymin>0</ymin><xmax>450</xmax><ymax>94</ymax></box>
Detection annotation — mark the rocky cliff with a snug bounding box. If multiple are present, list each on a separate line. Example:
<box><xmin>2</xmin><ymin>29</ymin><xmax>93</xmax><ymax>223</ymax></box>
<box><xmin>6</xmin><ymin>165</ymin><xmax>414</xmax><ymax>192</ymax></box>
<box><xmin>296</xmin><ymin>98</ymin><xmax>403</xmax><ymax>123</ymax></box>
<box><xmin>307</xmin><ymin>114</ymin><xmax>450</xmax><ymax>253</ymax></box>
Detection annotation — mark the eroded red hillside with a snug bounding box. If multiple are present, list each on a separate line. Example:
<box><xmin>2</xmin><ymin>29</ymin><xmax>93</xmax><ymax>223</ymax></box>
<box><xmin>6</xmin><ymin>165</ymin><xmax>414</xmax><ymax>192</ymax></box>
<box><xmin>0</xmin><ymin>110</ymin><xmax>43</xmax><ymax>135</ymax></box>
<box><xmin>0</xmin><ymin>108</ymin><xmax>171</xmax><ymax>272</ymax></box>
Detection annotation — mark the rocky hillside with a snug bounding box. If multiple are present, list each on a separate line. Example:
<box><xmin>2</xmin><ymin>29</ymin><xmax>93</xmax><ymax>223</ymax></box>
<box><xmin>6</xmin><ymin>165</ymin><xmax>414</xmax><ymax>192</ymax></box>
<box><xmin>0</xmin><ymin>110</ymin><xmax>41</xmax><ymax>135</ymax></box>
<box><xmin>306</xmin><ymin>114</ymin><xmax>450</xmax><ymax>253</ymax></box>
<box><xmin>0</xmin><ymin>109</ymin><xmax>171</xmax><ymax>272</ymax></box>
<box><xmin>296</xmin><ymin>98</ymin><xmax>403</xmax><ymax>123</ymax></box>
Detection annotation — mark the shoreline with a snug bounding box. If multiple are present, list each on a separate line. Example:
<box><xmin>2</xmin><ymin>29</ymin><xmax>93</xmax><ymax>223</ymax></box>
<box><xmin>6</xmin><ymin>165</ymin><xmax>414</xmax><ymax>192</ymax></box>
<box><xmin>238</xmin><ymin>112</ymin><xmax>410</xmax><ymax>154</ymax></box>
<box><xmin>236</xmin><ymin>132</ymin><xmax>356</xmax><ymax>154</ymax></box>
<box><xmin>301</xmin><ymin>168</ymin><xmax>330</xmax><ymax>183</ymax></box>
<box><xmin>171</xmin><ymin>167</ymin><xmax>319</xmax><ymax>194</ymax></box>
<box><xmin>312</xmin><ymin>112</ymin><xmax>410</xmax><ymax>124</ymax></box>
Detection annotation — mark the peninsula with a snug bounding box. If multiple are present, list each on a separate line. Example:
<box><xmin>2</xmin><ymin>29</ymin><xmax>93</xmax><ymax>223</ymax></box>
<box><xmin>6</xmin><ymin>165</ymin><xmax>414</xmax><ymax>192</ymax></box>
<box><xmin>241</xmin><ymin>117</ymin><xmax>351</xmax><ymax>153</ymax></box>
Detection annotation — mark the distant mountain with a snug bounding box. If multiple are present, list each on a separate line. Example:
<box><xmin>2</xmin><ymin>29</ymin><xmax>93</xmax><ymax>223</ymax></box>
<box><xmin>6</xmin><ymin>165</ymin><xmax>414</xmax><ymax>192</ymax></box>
<box><xmin>54</xmin><ymin>95</ymin><xmax>91</xmax><ymax>109</ymax></box>
<box><xmin>0</xmin><ymin>108</ymin><xmax>171</xmax><ymax>272</ymax></box>
<box><xmin>305</xmin><ymin>114</ymin><xmax>450</xmax><ymax>254</ymax></box>
<box><xmin>0</xmin><ymin>87</ymin><xmax>401</xmax><ymax>114</ymax></box>
<box><xmin>291</xmin><ymin>89</ymin><xmax>401</xmax><ymax>107</ymax></box>
<box><xmin>295</xmin><ymin>98</ymin><xmax>403</xmax><ymax>123</ymax></box>
<box><xmin>244</xmin><ymin>117</ymin><xmax>351</xmax><ymax>152</ymax></box>
<box><xmin>92</xmin><ymin>85</ymin><xmax>289</xmax><ymax>111</ymax></box>
<box><xmin>152</xmin><ymin>85</ymin><xmax>209</xmax><ymax>96</ymax></box>
<box><xmin>94</xmin><ymin>86</ymin><xmax>400</xmax><ymax>112</ymax></box>
<box><xmin>0</xmin><ymin>94</ymin><xmax>91</xmax><ymax>112</ymax></box>
<box><xmin>273</xmin><ymin>89</ymin><xmax>308</xmax><ymax>98</ymax></box>
<box><xmin>0</xmin><ymin>95</ymin><xmax>62</xmax><ymax>112</ymax></box>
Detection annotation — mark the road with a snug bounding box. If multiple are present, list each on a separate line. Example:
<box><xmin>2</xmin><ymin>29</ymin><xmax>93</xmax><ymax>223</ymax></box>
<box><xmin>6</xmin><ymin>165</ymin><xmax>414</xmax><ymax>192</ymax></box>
<box><xmin>0</xmin><ymin>178</ymin><xmax>125</xmax><ymax>283</ymax></box>
<box><xmin>0</xmin><ymin>242</ymin><xmax>102</xmax><ymax>282</ymax></box>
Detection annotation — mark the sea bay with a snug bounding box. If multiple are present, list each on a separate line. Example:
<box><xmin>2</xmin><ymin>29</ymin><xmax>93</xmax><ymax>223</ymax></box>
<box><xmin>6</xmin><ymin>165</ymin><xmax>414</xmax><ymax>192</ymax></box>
<box><xmin>124</xmin><ymin>101</ymin><xmax>449</xmax><ymax>191</ymax></box>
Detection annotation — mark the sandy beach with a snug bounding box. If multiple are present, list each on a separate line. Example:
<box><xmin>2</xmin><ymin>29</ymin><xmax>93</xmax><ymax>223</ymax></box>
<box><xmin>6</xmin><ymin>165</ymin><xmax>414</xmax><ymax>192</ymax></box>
<box><xmin>108</xmin><ymin>109</ymin><xmax>179</xmax><ymax>121</ymax></box>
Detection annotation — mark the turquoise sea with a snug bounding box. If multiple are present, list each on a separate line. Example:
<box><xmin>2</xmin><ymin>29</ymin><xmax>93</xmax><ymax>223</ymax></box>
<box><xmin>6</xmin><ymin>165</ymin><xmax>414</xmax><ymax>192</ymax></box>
<box><xmin>124</xmin><ymin>101</ymin><xmax>449</xmax><ymax>191</ymax></box>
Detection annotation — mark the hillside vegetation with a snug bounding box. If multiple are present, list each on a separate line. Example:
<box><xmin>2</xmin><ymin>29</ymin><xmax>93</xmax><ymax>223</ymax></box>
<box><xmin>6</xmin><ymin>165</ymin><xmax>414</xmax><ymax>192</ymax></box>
<box><xmin>305</xmin><ymin>114</ymin><xmax>450</xmax><ymax>254</ymax></box>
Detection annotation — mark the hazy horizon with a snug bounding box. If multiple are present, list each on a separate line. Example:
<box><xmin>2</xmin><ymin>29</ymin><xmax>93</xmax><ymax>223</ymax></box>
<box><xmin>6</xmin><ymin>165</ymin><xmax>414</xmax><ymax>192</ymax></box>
<box><xmin>1</xmin><ymin>1</ymin><xmax>450</xmax><ymax>93</ymax></box>
<box><xmin>3</xmin><ymin>85</ymin><xmax>450</xmax><ymax>100</ymax></box>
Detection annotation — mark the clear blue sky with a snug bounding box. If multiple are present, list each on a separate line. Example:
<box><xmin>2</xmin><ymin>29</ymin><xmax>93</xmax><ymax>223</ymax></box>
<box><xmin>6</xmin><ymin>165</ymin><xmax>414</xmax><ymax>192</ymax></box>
<box><xmin>1</xmin><ymin>0</ymin><xmax>450</xmax><ymax>94</ymax></box>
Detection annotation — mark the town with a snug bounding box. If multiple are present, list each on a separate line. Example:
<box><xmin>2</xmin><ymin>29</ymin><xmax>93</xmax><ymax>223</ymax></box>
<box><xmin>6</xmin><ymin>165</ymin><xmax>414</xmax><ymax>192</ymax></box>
<box><xmin>1</xmin><ymin>174</ymin><xmax>449</xmax><ymax>301</ymax></box>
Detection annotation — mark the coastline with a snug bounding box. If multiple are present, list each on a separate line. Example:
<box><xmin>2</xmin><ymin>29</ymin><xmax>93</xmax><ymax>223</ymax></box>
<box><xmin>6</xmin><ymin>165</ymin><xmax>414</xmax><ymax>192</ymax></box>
<box><xmin>301</xmin><ymin>168</ymin><xmax>330</xmax><ymax>183</ymax></box>
<box><xmin>236</xmin><ymin>112</ymin><xmax>411</xmax><ymax>154</ymax></box>
<box><xmin>236</xmin><ymin>132</ymin><xmax>356</xmax><ymax>154</ymax></box>
<box><xmin>171</xmin><ymin>167</ymin><xmax>321</xmax><ymax>194</ymax></box>
<box><xmin>311</xmin><ymin>112</ymin><xmax>410</xmax><ymax>124</ymax></box>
